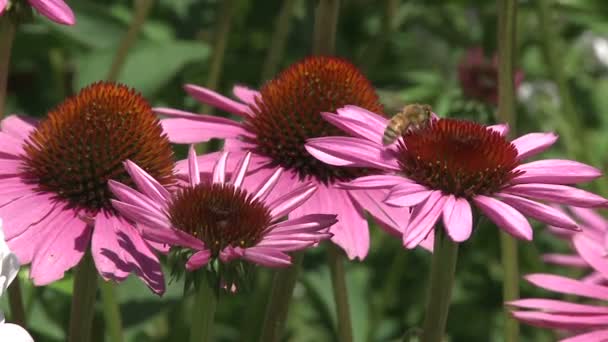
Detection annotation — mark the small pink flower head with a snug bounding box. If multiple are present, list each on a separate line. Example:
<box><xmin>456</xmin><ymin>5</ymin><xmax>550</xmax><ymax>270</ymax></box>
<box><xmin>110</xmin><ymin>146</ymin><xmax>336</xmax><ymax>277</ymax></box>
<box><xmin>0</xmin><ymin>0</ymin><xmax>75</xmax><ymax>25</ymax></box>
<box><xmin>458</xmin><ymin>47</ymin><xmax>523</xmax><ymax>105</ymax></box>
<box><xmin>306</xmin><ymin>106</ymin><xmax>607</xmax><ymax>247</ymax></box>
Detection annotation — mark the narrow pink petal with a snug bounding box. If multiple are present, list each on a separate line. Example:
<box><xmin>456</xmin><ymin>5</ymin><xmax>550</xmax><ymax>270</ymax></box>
<box><xmin>487</xmin><ymin>123</ymin><xmax>509</xmax><ymax>136</ymax></box>
<box><xmin>0</xmin><ymin>323</ymin><xmax>34</xmax><ymax>342</ymax></box>
<box><xmin>504</xmin><ymin>183</ymin><xmax>608</xmax><ymax>208</ymax></box>
<box><xmin>336</xmin><ymin>175</ymin><xmax>406</xmax><ymax>190</ymax></box>
<box><xmin>582</xmin><ymin>272</ymin><xmax>605</xmax><ymax>284</ymax></box>
<box><xmin>507</xmin><ymin>298</ymin><xmax>608</xmax><ymax>314</ymax></box>
<box><xmin>542</xmin><ymin>253</ymin><xmax>588</xmax><ymax>268</ymax></box>
<box><xmin>232</xmin><ymin>85</ymin><xmax>260</xmax><ymax>109</ymax></box>
<box><xmin>0</xmin><ymin>158</ymin><xmax>23</xmax><ymax>175</ymax></box>
<box><xmin>562</xmin><ymin>330</ymin><xmax>608</xmax><ymax>342</ymax></box>
<box><xmin>110</xmin><ymin>200</ymin><xmax>171</xmax><ymax>233</ymax></box>
<box><xmin>321</xmin><ymin>111</ymin><xmax>384</xmax><ymax>143</ymax></box>
<box><xmin>573</xmin><ymin>234</ymin><xmax>608</xmax><ymax>280</ymax></box>
<box><xmin>305</xmin><ymin>137</ymin><xmax>399</xmax><ymax>170</ymax></box>
<box><xmin>138</xmin><ymin>223</ymin><xmax>205</xmax><ymax>250</ymax></box>
<box><xmin>511</xmin><ymin>132</ymin><xmax>558</xmax><ymax>160</ymax></box>
<box><xmin>108</xmin><ymin>180</ymin><xmax>164</xmax><ymax>215</ymax></box>
<box><xmin>219</xmin><ymin>246</ymin><xmax>245</xmax><ymax>263</ymax></box>
<box><xmin>212</xmin><ymin>151</ymin><xmax>229</xmax><ymax>184</ymax></box>
<box><xmin>526</xmin><ymin>273</ymin><xmax>608</xmax><ymax>300</ymax></box>
<box><xmin>243</xmin><ymin>247</ymin><xmax>292</xmax><ymax>267</ymax></box>
<box><xmin>188</xmin><ymin>145</ymin><xmax>200</xmax><ymax>186</ymax></box>
<box><xmin>0</xmin><ymin>192</ymin><xmax>56</xmax><ymax>240</ymax></box>
<box><xmin>123</xmin><ymin>160</ymin><xmax>170</xmax><ymax>203</ymax></box>
<box><xmin>266</xmin><ymin>213</ymin><xmax>337</xmax><ymax>235</ymax></box>
<box><xmin>0</xmin><ymin>132</ymin><xmax>24</xmax><ymax>156</ymax></box>
<box><xmin>497</xmin><ymin>193</ymin><xmax>578</xmax><ymax>230</ymax></box>
<box><xmin>30</xmin><ymin>213</ymin><xmax>91</xmax><ymax>285</ymax></box>
<box><xmin>1</xmin><ymin>115</ymin><xmax>36</xmax><ymax>140</ymax></box>
<box><xmin>28</xmin><ymin>0</ymin><xmax>75</xmax><ymax>25</ymax></box>
<box><xmin>268</xmin><ymin>182</ymin><xmax>317</xmax><ymax>219</ymax></box>
<box><xmin>348</xmin><ymin>189</ymin><xmax>406</xmax><ymax>237</ymax></box>
<box><xmin>385</xmin><ymin>183</ymin><xmax>432</xmax><ymax>207</ymax></box>
<box><xmin>511</xmin><ymin>310</ymin><xmax>608</xmax><ymax>329</ymax></box>
<box><xmin>252</xmin><ymin>167</ymin><xmax>284</xmax><ymax>202</ymax></box>
<box><xmin>7</xmin><ymin>207</ymin><xmax>64</xmax><ymax>265</ymax></box>
<box><xmin>473</xmin><ymin>195</ymin><xmax>533</xmax><ymax>240</ymax></box>
<box><xmin>0</xmin><ymin>177</ymin><xmax>33</xmax><ymax>207</ymax></box>
<box><xmin>92</xmin><ymin>214</ymin><xmax>165</xmax><ymax>294</ymax></box>
<box><xmin>404</xmin><ymin>191</ymin><xmax>447</xmax><ymax>249</ymax></box>
<box><xmin>184</xmin><ymin>84</ymin><xmax>249</xmax><ymax>116</ymax></box>
<box><xmin>336</xmin><ymin>105</ymin><xmax>388</xmax><ymax>130</ymax></box>
<box><xmin>513</xmin><ymin>159</ymin><xmax>602</xmax><ymax>184</ymax></box>
<box><xmin>442</xmin><ymin>196</ymin><xmax>473</xmax><ymax>242</ymax></box>
<box><xmin>230</xmin><ymin>152</ymin><xmax>251</xmax><ymax>188</ymax></box>
<box><xmin>570</xmin><ymin>206</ymin><xmax>608</xmax><ymax>231</ymax></box>
<box><xmin>157</xmin><ymin>109</ymin><xmax>248</xmax><ymax>143</ymax></box>
<box><xmin>185</xmin><ymin>250</ymin><xmax>212</xmax><ymax>271</ymax></box>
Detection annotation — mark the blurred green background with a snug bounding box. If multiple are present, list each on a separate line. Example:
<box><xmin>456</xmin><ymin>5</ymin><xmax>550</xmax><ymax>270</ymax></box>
<box><xmin>3</xmin><ymin>0</ymin><xmax>608</xmax><ymax>341</ymax></box>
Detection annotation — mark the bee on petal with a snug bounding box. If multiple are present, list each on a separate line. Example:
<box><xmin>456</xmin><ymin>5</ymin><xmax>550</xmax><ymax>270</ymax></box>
<box><xmin>382</xmin><ymin>103</ymin><xmax>432</xmax><ymax>145</ymax></box>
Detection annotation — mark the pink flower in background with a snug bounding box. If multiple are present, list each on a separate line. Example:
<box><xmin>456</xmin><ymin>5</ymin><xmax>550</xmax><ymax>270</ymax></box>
<box><xmin>458</xmin><ymin>47</ymin><xmax>523</xmax><ymax>105</ymax></box>
<box><xmin>155</xmin><ymin>56</ymin><xmax>417</xmax><ymax>260</ymax></box>
<box><xmin>110</xmin><ymin>147</ymin><xmax>336</xmax><ymax>270</ymax></box>
<box><xmin>305</xmin><ymin>106</ymin><xmax>607</xmax><ymax>247</ymax></box>
<box><xmin>0</xmin><ymin>0</ymin><xmax>75</xmax><ymax>25</ymax></box>
<box><xmin>0</xmin><ymin>82</ymin><xmax>175</xmax><ymax>294</ymax></box>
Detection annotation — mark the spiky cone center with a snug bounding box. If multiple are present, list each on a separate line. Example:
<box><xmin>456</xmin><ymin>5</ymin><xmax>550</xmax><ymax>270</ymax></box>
<box><xmin>246</xmin><ymin>56</ymin><xmax>384</xmax><ymax>184</ymax></box>
<box><xmin>21</xmin><ymin>82</ymin><xmax>175</xmax><ymax>214</ymax></box>
<box><xmin>168</xmin><ymin>183</ymin><xmax>272</xmax><ymax>256</ymax></box>
<box><xmin>397</xmin><ymin>119</ymin><xmax>522</xmax><ymax>197</ymax></box>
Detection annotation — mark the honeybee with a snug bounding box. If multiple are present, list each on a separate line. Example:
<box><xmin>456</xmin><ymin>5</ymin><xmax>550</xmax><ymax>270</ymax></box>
<box><xmin>382</xmin><ymin>103</ymin><xmax>432</xmax><ymax>145</ymax></box>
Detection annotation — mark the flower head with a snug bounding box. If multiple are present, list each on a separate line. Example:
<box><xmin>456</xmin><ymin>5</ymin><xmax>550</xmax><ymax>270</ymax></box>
<box><xmin>0</xmin><ymin>0</ymin><xmax>75</xmax><ymax>25</ymax></box>
<box><xmin>109</xmin><ymin>147</ymin><xmax>336</xmax><ymax>272</ymax></box>
<box><xmin>305</xmin><ymin>105</ymin><xmax>607</xmax><ymax>247</ymax></box>
<box><xmin>155</xmin><ymin>56</ymin><xmax>416</xmax><ymax>259</ymax></box>
<box><xmin>0</xmin><ymin>82</ymin><xmax>174</xmax><ymax>294</ymax></box>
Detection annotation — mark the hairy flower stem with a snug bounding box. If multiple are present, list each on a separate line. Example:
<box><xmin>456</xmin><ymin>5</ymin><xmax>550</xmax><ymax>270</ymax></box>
<box><xmin>68</xmin><ymin>252</ymin><xmax>99</xmax><ymax>342</ymax></box>
<box><xmin>259</xmin><ymin>254</ymin><xmax>304</xmax><ymax>342</ymax></box>
<box><xmin>190</xmin><ymin>273</ymin><xmax>218</xmax><ymax>342</ymax></box>
<box><xmin>99</xmin><ymin>279</ymin><xmax>124</xmax><ymax>342</ymax></box>
<box><xmin>497</xmin><ymin>1</ymin><xmax>520</xmax><ymax>341</ymax></box>
<box><xmin>418</xmin><ymin>229</ymin><xmax>459</xmax><ymax>342</ymax></box>
<box><xmin>327</xmin><ymin>244</ymin><xmax>353</xmax><ymax>342</ymax></box>
<box><xmin>0</xmin><ymin>17</ymin><xmax>16</xmax><ymax>118</ymax></box>
<box><xmin>312</xmin><ymin>0</ymin><xmax>340</xmax><ymax>55</ymax></box>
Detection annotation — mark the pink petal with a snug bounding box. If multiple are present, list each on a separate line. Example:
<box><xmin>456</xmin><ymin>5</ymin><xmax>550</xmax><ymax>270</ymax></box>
<box><xmin>511</xmin><ymin>132</ymin><xmax>558</xmax><ymax>160</ymax></box>
<box><xmin>28</xmin><ymin>0</ymin><xmax>75</xmax><ymax>25</ymax></box>
<box><xmin>230</xmin><ymin>152</ymin><xmax>251</xmax><ymax>188</ymax></box>
<box><xmin>487</xmin><ymin>123</ymin><xmax>509</xmax><ymax>136</ymax></box>
<box><xmin>157</xmin><ymin>108</ymin><xmax>248</xmax><ymax>143</ymax></box>
<box><xmin>336</xmin><ymin>105</ymin><xmax>388</xmax><ymax>132</ymax></box>
<box><xmin>252</xmin><ymin>167</ymin><xmax>284</xmax><ymax>202</ymax></box>
<box><xmin>511</xmin><ymin>310</ymin><xmax>608</xmax><ymax>329</ymax></box>
<box><xmin>403</xmin><ymin>191</ymin><xmax>447</xmax><ymax>249</ymax></box>
<box><xmin>321</xmin><ymin>111</ymin><xmax>384</xmax><ymax>143</ymax></box>
<box><xmin>268</xmin><ymin>182</ymin><xmax>317</xmax><ymax>219</ymax></box>
<box><xmin>385</xmin><ymin>183</ymin><xmax>432</xmax><ymax>207</ymax></box>
<box><xmin>110</xmin><ymin>200</ymin><xmax>171</xmax><ymax>233</ymax></box>
<box><xmin>570</xmin><ymin>206</ymin><xmax>608</xmax><ymax>231</ymax></box>
<box><xmin>497</xmin><ymin>193</ymin><xmax>578</xmax><ymax>230</ymax></box>
<box><xmin>1</xmin><ymin>115</ymin><xmax>36</xmax><ymax>140</ymax></box>
<box><xmin>526</xmin><ymin>273</ymin><xmax>608</xmax><ymax>300</ymax></box>
<box><xmin>513</xmin><ymin>159</ymin><xmax>602</xmax><ymax>184</ymax></box>
<box><xmin>0</xmin><ymin>322</ymin><xmax>34</xmax><ymax>342</ymax></box>
<box><xmin>242</xmin><ymin>247</ymin><xmax>292</xmax><ymax>267</ymax></box>
<box><xmin>123</xmin><ymin>160</ymin><xmax>170</xmax><ymax>203</ymax></box>
<box><xmin>0</xmin><ymin>192</ymin><xmax>56</xmax><ymax>240</ymax></box>
<box><xmin>336</xmin><ymin>175</ymin><xmax>406</xmax><ymax>190</ymax></box>
<box><xmin>442</xmin><ymin>196</ymin><xmax>473</xmax><ymax>242</ymax></box>
<box><xmin>347</xmin><ymin>189</ymin><xmax>407</xmax><ymax>237</ymax></box>
<box><xmin>138</xmin><ymin>223</ymin><xmax>205</xmax><ymax>250</ymax></box>
<box><xmin>503</xmin><ymin>183</ymin><xmax>608</xmax><ymax>208</ymax></box>
<box><xmin>108</xmin><ymin>180</ymin><xmax>164</xmax><ymax>215</ymax></box>
<box><xmin>542</xmin><ymin>253</ymin><xmax>588</xmax><ymax>268</ymax></box>
<box><xmin>266</xmin><ymin>213</ymin><xmax>337</xmax><ymax>235</ymax></box>
<box><xmin>0</xmin><ymin>177</ymin><xmax>33</xmax><ymax>207</ymax></box>
<box><xmin>562</xmin><ymin>330</ymin><xmax>608</xmax><ymax>342</ymax></box>
<box><xmin>185</xmin><ymin>250</ymin><xmax>212</xmax><ymax>271</ymax></box>
<box><xmin>473</xmin><ymin>195</ymin><xmax>533</xmax><ymax>240</ymax></box>
<box><xmin>0</xmin><ymin>0</ymin><xmax>5</xmax><ymax>14</ymax></box>
<box><xmin>212</xmin><ymin>151</ymin><xmax>229</xmax><ymax>184</ymax></box>
<box><xmin>573</xmin><ymin>234</ymin><xmax>608</xmax><ymax>279</ymax></box>
<box><xmin>305</xmin><ymin>137</ymin><xmax>399</xmax><ymax>170</ymax></box>
<box><xmin>232</xmin><ymin>85</ymin><xmax>260</xmax><ymax>109</ymax></box>
<box><xmin>507</xmin><ymin>298</ymin><xmax>608</xmax><ymax>314</ymax></box>
<box><xmin>7</xmin><ymin>207</ymin><xmax>64</xmax><ymax>265</ymax></box>
<box><xmin>0</xmin><ymin>132</ymin><xmax>25</xmax><ymax>156</ymax></box>
<box><xmin>0</xmin><ymin>158</ymin><xmax>23</xmax><ymax>175</ymax></box>
<box><xmin>187</xmin><ymin>145</ymin><xmax>200</xmax><ymax>186</ymax></box>
<box><xmin>184</xmin><ymin>84</ymin><xmax>249</xmax><ymax>117</ymax></box>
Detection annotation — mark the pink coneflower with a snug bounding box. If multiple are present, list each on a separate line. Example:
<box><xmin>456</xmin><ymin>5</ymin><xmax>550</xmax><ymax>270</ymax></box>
<box><xmin>155</xmin><ymin>56</ymin><xmax>414</xmax><ymax>259</ymax></box>
<box><xmin>305</xmin><ymin>105</ymin><xmax>607</xmax><ymax>247</ymax></box>
<box><xmin>109</xmin><ymin>147</ymin><xmax>336</xmax><ymax>272</ymax></box>
<box><xmin>0</xmin><ymin>0</ymin><xmax>75</xmax><ymax>25</ymax></box>
<box><xmin>458</xmin><ymin>47</ymin><xmax>523</xmax><ymax>105</ymax></box>
<box><xmin>0</xmin><ymin>82</ymin><xmax>175</xmax><ymax>294</ymax></box>
<box><xmin>509</xmin><ymin>232</ymin><xmax>608</xmax><ymax>341</ymax></box>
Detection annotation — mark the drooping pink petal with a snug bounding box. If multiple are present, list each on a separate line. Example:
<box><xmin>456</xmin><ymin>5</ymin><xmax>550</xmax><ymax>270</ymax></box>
<box><xmin>385</xmin><ymin>182</ymin><xmax>432</xmax><ymax>207</ymax></box>
<box><xmin>266</xmin><ymin>214</ymin><xmax>337</xmax><ymax>235</ymax></box>
<box><xmin>157</xmin><ymin>108</ymin><xmax>248</xmax><ymax>143</ymax></box>
<box><xmin>1</xmin><ymin>115</ymin><xmax>36</xmax><ymax>140</ymax></box>
<box><xmin>0</xmin><ymin>158</ymin><xmax>23</xmax><ymax>175</ymax></box>
<box><xmin>511</xmin><ymin>310</ymin><xmax>608</xmax><ymax>330</ymax></box>
<box><xmin>336</xmin><ymin>105</ymin><xmax>389</xmax><ymax>132</ymax></box>
<box><xmin>185</xmin><ymin>250</ymin><xmax>212</xmax><ymax>271</ymax></box>
<box><xmin>123</xmin><ymin>160</ymin><xmax>171</xmax><ymax>203</ymax></box>
<box><xmin>212</xmin><ymin>151</ymin><xmax>229</xmax><ymax>184</ymax></box>
<box><xmin>512</xmin><ymin>160</ymin><xmax>602</xmax><ymax>184</ymax></box>
<box><xmin>109</xmin><ymin>180</ymin><xmax>164</xmax><ymax>215</ymax></box>
<box><xmin>321</xmin><ymin>111</ymin><xmax>384</xmax><ymax>143</ymax></box>
<box><xmin>0</xmin><ymin>192</ymin><xmax>56</xmax><ymax>240</ymax></box>
<box><xmin>542</xmin><ymin>253</ymin><xmax>588</xmax><ymax>268</ymax></box>
<box><xmin>507</xmin><ymin>298</ymin><xmax>608</xmax><ymax>314</ymax></box>
<box><xmin>511</xmin><ymin>132</ymin><xmax>558</xmax><ymax>160</ymax></box>
<box><xmin>473</xmin><ymin>195</ymin><xmax>533</xmax><ymax>240</ymax></box>
<box><xmin>28</xmin><ymin>0</ymin><xmax>75</xmax><ymax>25</ymax></box>
<box><xmin>487</xmin><ymin>123</ymin><xmax>509</xmax><ymax>136</ymax></box>
<box><xmin>230</xmin><ymin>152</ymin><xmax>251</xmax><ymax>188</ymax></box>
<box><xmin>503</xmin><ymin>183</ymin><xmax>608</xmax><ymax>208</ymax></box>
<box><xmin>573</xmin><ymin>234</ymin><xmax>608</xmax><ymax>280</ymax></box>
<box><xmin>187</xmin><ymin>145</ymin><xmax>200</xmax><ymax>186</ymax></box>
<box><xmin>110</xmin><ymin>200</ymin><xmax>171</xmax><ymax>233</ymax></box>
<box><xmin>336</xmin><ymin>175</ymin><xmax>407</xmax><ymax>190</ymax></box>
<box><xmin>0</xmin><ymin>177</ymin><xmax>32</xmax><ymax>207</ymax></box>
<box><xmin>305</xmin><ymin>137</ymin><xmax>399</xmax><ymax>170</ymax></box>
<box><xmin>404</xmin><ymin>191</ymin><xmax>447</xmax><ymax>249</ymax></box>
<box><xmin>570</xmin><ymin>206</ymin><xmax>608</xmax><ymax>232</ymax></box>
<box><xmin>348</xmin><ymin>189</ymin><xmax>405</xmax><ymax>237</ymax></box>
<box><xmin>562</xmin><ymin>330</ymin><xmax>608</xmax><ymax>342</ymax></box>
<box><xmin>242</xmin><ymin>247</ymin><xmax>292</xmax><ymax>267</ymax></box>
<box><xmin>138</xmin><ymin>222</ymin><xmax>205</xmax><ymax>251</ymax></box>
<box><xmin>442</xmin><ymin>196</ymin><xmax>473</xmax><ymax>242</ymax></box>
<box><xmin>268</xmin><ymin>182</ymin><xmax>317</xmax><ymax>219</ymax></box>
<box><xmin>7</xmin><ymin>207</ymin><xmax>64</xmax><ymax>265</ymax></box>
<box><xmin>525</xmin><ymin>273</ymin><xmax>608</xmax><ymax>300</ymax></box>
<box><xmin>184</xmin><ymin>84</ymin><xmax>250</xmax><ymax>117</ymax></box>
<box><xmin>252</xmin><ymin>167</ymin><xmax>284</xmax><ymax>202</ymax></box>
<box><xmin>232</xmin><ymin>85</ymin><xmax>260</xmax><ymax>109</ymax></box>
<box><xmin>91</xmin><ymin>214</ymin><xmax>165</xmax><ymax>294</ymax></box>
<box><xmin>497</xmin><ymin>193</ymin><xmax>579</xmax><ymax>230</ymax></box>
<box><xmin>30</xmin><ymin>212</ymin><xmax>91</xmax><ymax>285</ymax></box>
<box><xmin>0</xmin><ymin>132</ymin><xmax>25</xmax><ymax>156</ymax></box>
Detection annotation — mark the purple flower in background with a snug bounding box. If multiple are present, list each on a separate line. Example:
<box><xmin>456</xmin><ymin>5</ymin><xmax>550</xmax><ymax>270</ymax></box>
<box><xmin>0</xmin><ymin>0</ymin><xmax>75</xmax><ymax>25</ymax></box>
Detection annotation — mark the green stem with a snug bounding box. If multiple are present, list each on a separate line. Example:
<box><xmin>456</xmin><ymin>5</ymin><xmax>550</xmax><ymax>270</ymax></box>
<box><xmin>190</xmin><ymin>274</ymin><xmax>218</xmax><ymax>342</ymax></box>
<box><xmin>418</xmin><ymin>229</ymin><xmax>459</xmax><ymax>342</ymax></box>
<box><xmin>361</xmin><ymin>0</ymin><xmax>399</xmax><ymax>73</ymax></box>
<box><xmin>68</xmin><ymin>252</ymin><xmax>99</xmax><ymax>342</ymax></box>
<box><xmin>106</xmin><ymin>0</ymin><xmax>155</xmax><ymax>82</ymax></box>
<box><xmin>259</xmin><ymin>253</ymin><xmax>303</xmax><ymax>342</ymax></box>
<box><xmin>497</xmin><ymin>1</ymin><xmax>520</xmax><ymax>341</ymax></box>
<box><xmin>260</xmin><ymin>0</ymin><xmax>296</xmax><ymax>82</ymax></box>
<box><xmin>312</xmin><ymin>0</ymin><xmax>340</xmax><ymax>55</ymax></box>
<box><xmin>7</xmin><ymin>276</ymin><xmax>27</xmax><ymax>328</ymax></box>
<box><xmin>0</xmin><ymin>17</ymin><xmax>16</xmax><ymax>118</ymax></box>
<box><xmin>327</xmin><ymin>244</ymin><xmax>353</xmax><ymax>342</ymax></box>
<box><xmin>99</xmin><ymin>279</ymin><xmax>124</xmax><ymax>342</ymax></box>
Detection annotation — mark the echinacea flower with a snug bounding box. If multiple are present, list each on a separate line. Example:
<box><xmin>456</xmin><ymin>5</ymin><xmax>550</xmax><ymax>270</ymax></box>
<box><xmin>509</xmin><ymin>232</ymin><xmax>608</xmax><ymax>341</ymax></box>
<box><xmin>109</xmin><ymin>147</ymin><xmax>336</xmax><ymax>272</ymax></box>
<box><xmin>0</xmin><ymin>82</ymin><xmax>175</xmax><ymax>294</ymax></box>
<box><xmin>155</xmin><ymin>56</ymin><xmax>414</xmax><ymax>259</ymax></box>
<box><xmin>305</xmin><ymin>105</ymin><xmax>607</xmax><ymax>247</ymax></box>
<box><xmin>0</xmin><ymin>0</ymin><xmax>75</xmax><ymax>25</ymax></box>
<box><xmin>458</xmin><ymin>47</ymin><xmax>523</xmax><ymax>105</ymax></box>
<box><xmin>0</xmin><ymin>220</ymin><xmax>33</xmax><ymax>342</ymax></box>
